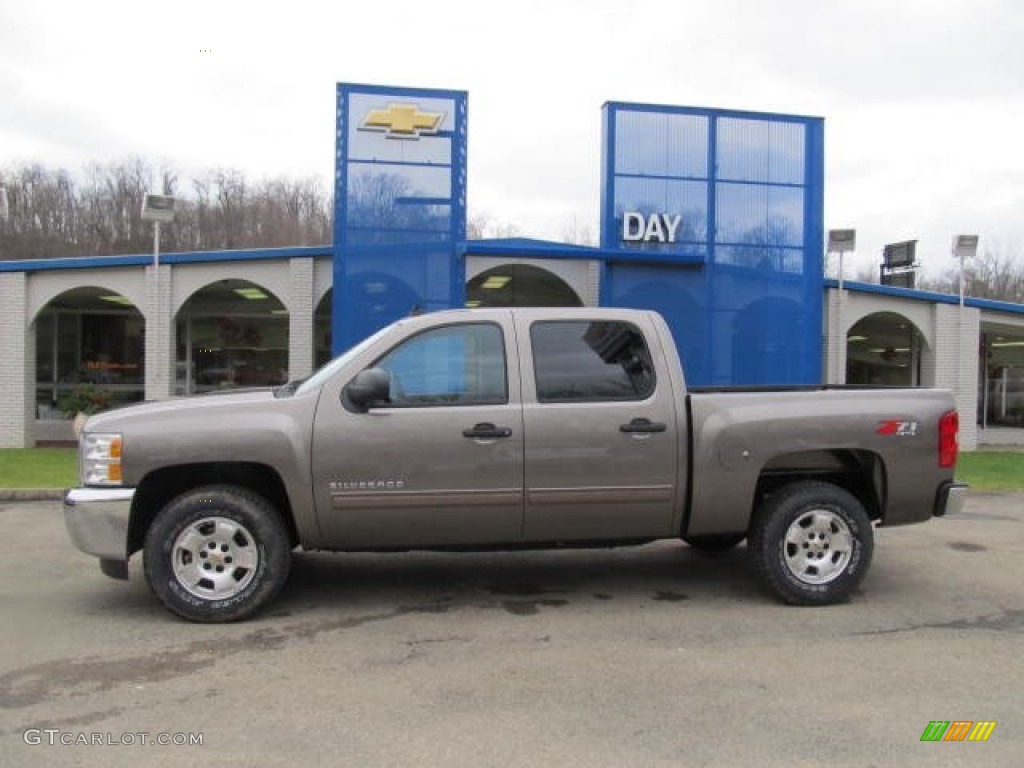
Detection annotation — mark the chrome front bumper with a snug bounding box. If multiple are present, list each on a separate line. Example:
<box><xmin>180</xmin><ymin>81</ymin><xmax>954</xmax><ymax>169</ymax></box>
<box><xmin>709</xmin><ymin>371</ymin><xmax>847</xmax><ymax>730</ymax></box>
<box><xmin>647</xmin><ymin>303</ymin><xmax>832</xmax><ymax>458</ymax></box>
<box><xmin>63</xmin><ymin>487</ymin><xmax>135</xmax><ymax>562</ymax></box>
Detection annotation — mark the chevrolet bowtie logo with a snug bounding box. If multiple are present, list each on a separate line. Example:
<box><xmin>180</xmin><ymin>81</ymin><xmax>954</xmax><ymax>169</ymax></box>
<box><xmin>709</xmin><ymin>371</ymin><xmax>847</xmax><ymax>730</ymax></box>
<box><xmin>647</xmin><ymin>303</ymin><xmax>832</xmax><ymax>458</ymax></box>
<box><xmin>360</xmin><ymin>103</ymin><xmax>445</xmax><ymax>139</ymax></box>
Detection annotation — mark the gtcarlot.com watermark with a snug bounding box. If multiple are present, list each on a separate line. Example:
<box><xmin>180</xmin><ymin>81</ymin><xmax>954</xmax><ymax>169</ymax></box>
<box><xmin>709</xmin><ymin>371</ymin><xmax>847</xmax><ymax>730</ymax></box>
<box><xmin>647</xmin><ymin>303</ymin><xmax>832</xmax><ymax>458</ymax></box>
<box><xmin>23</xmin><ymin>729</ymin><xmax>203</xmax><ymax>747</ymax></box>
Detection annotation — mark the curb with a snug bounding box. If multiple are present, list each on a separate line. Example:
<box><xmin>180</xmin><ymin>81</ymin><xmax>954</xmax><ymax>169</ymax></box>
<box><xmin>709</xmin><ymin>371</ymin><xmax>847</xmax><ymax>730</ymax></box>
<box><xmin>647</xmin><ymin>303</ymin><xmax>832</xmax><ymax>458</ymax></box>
<box><xmin>0</xmin><ymin>489</ymin><xmax>65</xmax><ymax>501</ymax></box>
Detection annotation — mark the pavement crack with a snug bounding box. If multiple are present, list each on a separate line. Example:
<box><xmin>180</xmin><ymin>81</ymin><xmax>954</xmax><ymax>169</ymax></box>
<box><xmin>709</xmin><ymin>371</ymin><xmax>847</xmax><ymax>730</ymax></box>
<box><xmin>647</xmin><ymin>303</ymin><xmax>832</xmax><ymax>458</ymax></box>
<box><xmin>854</xmin><ymin>608</ymin><xmax>1024</xmax><ymax>636</ymax></box>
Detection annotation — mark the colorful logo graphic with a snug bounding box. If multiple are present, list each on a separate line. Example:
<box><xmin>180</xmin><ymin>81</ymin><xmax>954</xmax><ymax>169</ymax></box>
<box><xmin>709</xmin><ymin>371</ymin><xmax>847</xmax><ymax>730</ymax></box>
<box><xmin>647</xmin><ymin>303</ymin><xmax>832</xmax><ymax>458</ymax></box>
<box><xmin>359</xmin><ymin>103</ymin><xmax>444</xmax><ymax>139</ymax></box>
<box><xmin>920</xmin><ymin>721</ymin><xmax>997</xmax><ymax>742</ymax></box>
<box><xmin>876</xmin><ymin>419</ymin><xmax>919</xmax><ymax>436</ymax></box>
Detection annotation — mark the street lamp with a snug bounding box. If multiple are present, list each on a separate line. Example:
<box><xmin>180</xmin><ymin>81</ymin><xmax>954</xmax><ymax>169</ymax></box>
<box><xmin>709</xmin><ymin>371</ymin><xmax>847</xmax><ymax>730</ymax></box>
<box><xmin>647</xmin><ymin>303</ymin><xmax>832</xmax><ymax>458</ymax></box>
<box><xmin>827</xmin><ymin>229</ymin><xmax>857</xmax><ymax>291</ymax></box>
<box><xmin>952</xmin><ymin>234</ymin><xmax>979</xmax><ymax>432</ymax></box>
<box><xmin>140</xmin><ymin>194</ymin><xmax>176</xmax><ymax>399</ymax></box>
<box><xmin>827</xmin><ymin>229</ymin><xmax>856</xmax><ymax>384</ymax></box>
<box><xmin>952</xmin><ymin>234</ymin><xmax>979</xmax><ymax>308</ymax></box>
<box><xmin>140</xmin><ymin>194</ymin><xmax>176</xmax><ymax>267</ymax></box>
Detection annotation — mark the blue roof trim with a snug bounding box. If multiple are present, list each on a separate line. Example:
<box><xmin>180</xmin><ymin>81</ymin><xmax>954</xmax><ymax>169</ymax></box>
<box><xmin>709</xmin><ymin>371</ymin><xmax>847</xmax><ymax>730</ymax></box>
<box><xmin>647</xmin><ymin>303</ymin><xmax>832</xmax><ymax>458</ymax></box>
<box><xmin>165</xmin><ymin>246</ymin><xmax>331</xmax><ymax>264</ymax></box>
<box><xmin>0</xmin><ymin>255</ymin><xmax>152</xmax><ymax>272</ymax></box>
<box><xmin>0</xmin><ymin>245</ymin><xmax>332</xmax><ymax>273</ymax></box>
<box><xmin>826</xmin><ymin>279</ymin><xmax>1024</xmax><ymax>315</ymax></box>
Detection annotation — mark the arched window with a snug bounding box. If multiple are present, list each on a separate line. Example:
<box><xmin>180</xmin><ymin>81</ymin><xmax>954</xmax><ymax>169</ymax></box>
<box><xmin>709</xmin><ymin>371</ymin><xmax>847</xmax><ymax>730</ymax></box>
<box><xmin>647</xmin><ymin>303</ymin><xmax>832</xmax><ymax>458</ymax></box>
<box><xmin>34</xmin><ymin>287</ymin><xmax>145</xmax><ymax>419</ymax></box>
<box><xmin>847</xmin><ymin>312</ymin><xmax>926</xmax><ymax>386</ymax></box>
<box><xmin>466</xmin><ymin>264</ymin><xmax>583</xmax><ymax>308</ymax></box>
<box><xmin>175</xmin><ymin>279</ymin><xmax>289</xmax><ymax>394</ymax></box>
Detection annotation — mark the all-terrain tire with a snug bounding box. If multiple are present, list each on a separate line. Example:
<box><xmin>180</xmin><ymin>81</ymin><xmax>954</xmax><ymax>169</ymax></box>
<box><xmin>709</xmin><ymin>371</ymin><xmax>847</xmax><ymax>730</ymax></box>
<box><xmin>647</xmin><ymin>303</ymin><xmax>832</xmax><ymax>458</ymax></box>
<box><xmin>748</xmin><ymin>481</ymin><xmax>873</xmax><ymax>606</ymax></box>
<box><xmin>144</xmin><ymin>484</ymin><xmax>291</xmax><ymax>622</ymax></box>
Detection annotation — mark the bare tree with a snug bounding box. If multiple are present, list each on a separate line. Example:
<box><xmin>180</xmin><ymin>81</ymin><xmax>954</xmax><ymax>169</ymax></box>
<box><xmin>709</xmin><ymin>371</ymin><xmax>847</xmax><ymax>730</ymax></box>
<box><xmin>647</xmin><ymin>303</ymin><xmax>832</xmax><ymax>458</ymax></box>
<box><xmin>562</xmin><ymin>217</ymin><xmax>597</xmax><ymax>246</ymax></box>
<box><xmin>0</xmin><ymin>158</ymin><xmax>332</xmax><ymax>260</ymax></box>
<box><xmin>0</xmin><ymin>163</ymin><xmax>79</xmax><ymax>259</ymax></box>
<box><xmin>918</xmin><ymin>244</ymin><xmax>1024</xmax><ymax>302</ymax></box>
<box><xmin>467</xmin><ymin>212</ymin><xmax>522</xmax><ymax>240</ymax></box>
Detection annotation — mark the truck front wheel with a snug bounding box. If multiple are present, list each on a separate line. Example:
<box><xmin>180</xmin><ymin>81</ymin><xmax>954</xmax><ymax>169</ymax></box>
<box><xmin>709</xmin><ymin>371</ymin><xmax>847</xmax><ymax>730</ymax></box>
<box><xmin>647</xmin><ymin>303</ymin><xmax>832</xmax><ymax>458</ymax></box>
<box><xmin>143</xmin><ymin>485</ymin><xmax>291</xmax><ymax>622</ymax></box>
<box><xmin>749</xmin><ymin>481</ymin><xmax>873</xmax><ymax>606</ymax></box>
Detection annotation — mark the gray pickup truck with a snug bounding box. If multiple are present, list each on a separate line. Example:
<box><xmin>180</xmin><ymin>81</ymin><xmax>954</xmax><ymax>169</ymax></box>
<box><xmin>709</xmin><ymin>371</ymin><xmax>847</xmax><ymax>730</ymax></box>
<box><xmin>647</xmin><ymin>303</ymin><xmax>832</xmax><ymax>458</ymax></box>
<box><xmin>64</xmin><ymin>308</ymin><xmax>966</xmax><ymax>622</ymax></box>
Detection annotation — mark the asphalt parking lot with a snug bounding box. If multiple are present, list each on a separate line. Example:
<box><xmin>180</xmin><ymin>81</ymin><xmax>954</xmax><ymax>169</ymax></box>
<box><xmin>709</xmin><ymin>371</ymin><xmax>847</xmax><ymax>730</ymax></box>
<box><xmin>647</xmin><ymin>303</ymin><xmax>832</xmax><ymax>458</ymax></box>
<box><xmin>1</xmin><ymin>493</ymin><xmax>1021</xmax><ymax>767</ymax></box>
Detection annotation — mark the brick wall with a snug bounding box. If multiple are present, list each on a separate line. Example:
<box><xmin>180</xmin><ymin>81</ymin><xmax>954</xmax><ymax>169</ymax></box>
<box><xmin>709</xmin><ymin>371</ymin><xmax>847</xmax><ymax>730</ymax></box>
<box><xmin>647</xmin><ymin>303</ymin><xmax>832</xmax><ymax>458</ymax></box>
<box><xmin>0</xmin><ymin>272</ymin><xmax>33</xmax><ymax>447</ymax></box>
<box><xmin>932</xmin><ymin>302</ymin><xmax>979</xmax><ymax>450</ymax></box>
<box><xmin>144</xmin><ymin>265</ymin><xmax>174</xmax><ymax>401</ymax></box>
<box><xmin>825</xmin><ymin>289</ymin><xmax>980</xmax><ymax>450</ymax></box>
<box><xmin>288</xmin><ymin>258</ymin><xmax>315</xmax><ymax>379</ymax></box>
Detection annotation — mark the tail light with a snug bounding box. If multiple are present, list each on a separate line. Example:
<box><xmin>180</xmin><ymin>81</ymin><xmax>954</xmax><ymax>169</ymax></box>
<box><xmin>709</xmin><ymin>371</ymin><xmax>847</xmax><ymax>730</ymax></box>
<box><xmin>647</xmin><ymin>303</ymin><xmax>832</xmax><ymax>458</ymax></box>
<box><xmin>938</xmin><ymin>410</ymin><xmax>959</xmax><ymax>468</ymax></box>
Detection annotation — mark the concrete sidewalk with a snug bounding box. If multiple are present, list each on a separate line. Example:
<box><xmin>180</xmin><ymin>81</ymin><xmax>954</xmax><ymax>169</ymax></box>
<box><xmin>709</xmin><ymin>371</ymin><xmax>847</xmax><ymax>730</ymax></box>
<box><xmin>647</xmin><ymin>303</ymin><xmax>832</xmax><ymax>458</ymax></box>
<box><xmin>0</xmin><ymin>489</ymin><xmax>64</xmax><ymax>501</ymax></box>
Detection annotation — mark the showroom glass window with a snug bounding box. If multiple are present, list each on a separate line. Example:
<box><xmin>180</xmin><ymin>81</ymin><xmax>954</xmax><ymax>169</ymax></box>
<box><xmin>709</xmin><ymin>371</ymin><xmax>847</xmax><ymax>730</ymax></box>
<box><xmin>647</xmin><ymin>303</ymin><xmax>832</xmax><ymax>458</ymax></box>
<box><xmin>35</xmin><ymin>308</ymin><xmax>145</xmax><ymax>417</ymax></box>
<box><xmin>174</xmin><ymin>281</ymin><xmax>289</xmax><ymax>395</ymax></box>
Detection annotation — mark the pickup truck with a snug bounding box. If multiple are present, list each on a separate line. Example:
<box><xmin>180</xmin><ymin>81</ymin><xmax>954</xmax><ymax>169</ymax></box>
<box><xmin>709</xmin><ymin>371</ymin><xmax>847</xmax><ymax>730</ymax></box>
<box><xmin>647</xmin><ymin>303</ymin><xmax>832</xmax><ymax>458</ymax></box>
<box><xmin>64</xmin><ymin>308</ymin><xmax>966</xmax><ymax>622</ymax></box>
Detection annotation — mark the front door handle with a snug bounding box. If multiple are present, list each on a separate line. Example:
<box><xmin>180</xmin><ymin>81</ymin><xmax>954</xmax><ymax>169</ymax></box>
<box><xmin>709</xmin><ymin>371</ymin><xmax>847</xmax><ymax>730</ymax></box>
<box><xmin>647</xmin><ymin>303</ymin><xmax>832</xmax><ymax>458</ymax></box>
<box><xmin>463</xmin><ymin>422</ymin><xmax>513</xmax><ymax>439</ymax></box>
<box><xmin>620</xmin><ymin>417</ymin><xmax>667</xmax><ymax>434</ymax></box>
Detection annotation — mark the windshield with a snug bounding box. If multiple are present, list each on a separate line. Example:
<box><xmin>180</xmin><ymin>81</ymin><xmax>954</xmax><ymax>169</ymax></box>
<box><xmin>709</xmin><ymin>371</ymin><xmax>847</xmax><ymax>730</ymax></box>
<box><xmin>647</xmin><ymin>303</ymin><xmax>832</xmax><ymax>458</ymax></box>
<box><xmin>292</xmin><ymin>325</ymin><xmax>395</xmax><ymax>397</ymax></box>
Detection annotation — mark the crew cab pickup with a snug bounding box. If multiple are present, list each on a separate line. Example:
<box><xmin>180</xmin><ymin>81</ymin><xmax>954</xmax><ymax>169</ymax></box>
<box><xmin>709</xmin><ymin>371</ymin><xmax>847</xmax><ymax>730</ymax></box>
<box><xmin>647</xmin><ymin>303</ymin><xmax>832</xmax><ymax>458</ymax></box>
<box><xmin>64</xmin><ymin>308</ymin><xmax>966</xmax><ymax>622</ymax></box>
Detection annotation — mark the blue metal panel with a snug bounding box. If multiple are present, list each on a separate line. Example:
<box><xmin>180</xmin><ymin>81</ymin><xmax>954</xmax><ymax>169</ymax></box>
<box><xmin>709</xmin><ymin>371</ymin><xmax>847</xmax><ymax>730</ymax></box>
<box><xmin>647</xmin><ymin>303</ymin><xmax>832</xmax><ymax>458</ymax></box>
<box><xmin>613</xmin><ymin>110</ymin><xmax>708</xmax><ymax>178</ymax></box>
<box><xmin>717</xmin><ymin>117</ymin><xmax>806</xmax><ymax>184</ymax></box>
<box><xmin>607</xmin><ymin>263</ymin><xmax>709</xmax><ymax>384</ymax></box>
<box><xmin>334</xmin><ymin>83</ymin><xmax>467</xmax><ymax>353</ymax></box>
<box><xmin>601</xmin><ymin>102</ymin><xmax>825</xmax><ymax>386</ymax></box>
<box><xmin>600</xmin><ymin>103</ymin><xmax>616</xmax><ymax>250</ymax></box>
<box><xmin>715</xmin><ymin>183</ymin><xmax>804</xmax><ymax>249</ymax></box>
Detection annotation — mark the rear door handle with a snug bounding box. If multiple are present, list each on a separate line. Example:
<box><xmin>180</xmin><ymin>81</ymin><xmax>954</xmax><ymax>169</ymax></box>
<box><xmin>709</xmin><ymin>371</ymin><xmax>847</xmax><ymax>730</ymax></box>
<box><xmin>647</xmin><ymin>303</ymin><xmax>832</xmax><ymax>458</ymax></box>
<box><xmin>463</xmin><ymin>422</ymin><xmax>513</xmax><ymax>439</ymax></box>
<box><xmin>620</xmin><ymin>417</ymin><xmax>667</xmax><ymax>434</ymax></box>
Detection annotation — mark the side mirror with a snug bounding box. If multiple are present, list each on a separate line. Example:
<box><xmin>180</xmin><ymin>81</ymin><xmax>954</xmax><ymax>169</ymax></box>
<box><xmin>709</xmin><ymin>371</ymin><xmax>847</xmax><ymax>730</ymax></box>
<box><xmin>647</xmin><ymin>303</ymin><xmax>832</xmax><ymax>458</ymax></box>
<box><xmin>343</xmin><ymin>368</ymin><xmax>391</xmax><ymax>411</ymax></box>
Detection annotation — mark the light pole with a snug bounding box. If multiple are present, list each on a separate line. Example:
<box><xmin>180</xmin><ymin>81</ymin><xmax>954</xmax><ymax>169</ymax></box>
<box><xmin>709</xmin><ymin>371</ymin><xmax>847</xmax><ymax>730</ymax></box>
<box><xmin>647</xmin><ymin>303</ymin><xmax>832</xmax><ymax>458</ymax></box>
<box><xmin>952</xmin><ymin>234</ymin><xmax>979</xmax><ymax>431</ymax></box>
<box><xmin>827</xmin><ymin>229</ymin><xmax>856</xmax><ymax>384</ymax></box>
<box><xmin>141</xmin><ymin>194</ymin><xmax>176</xmax><ymax>268</ymax></box>
<box><xmin>140</xmin><ymin>194</ymin><xmax>176</xmax><ymax>398</ymax></box>
<box><xmin>953</xmin><ymin>235</ymin><xmax>978</xmax><ymax>309</ymax></box>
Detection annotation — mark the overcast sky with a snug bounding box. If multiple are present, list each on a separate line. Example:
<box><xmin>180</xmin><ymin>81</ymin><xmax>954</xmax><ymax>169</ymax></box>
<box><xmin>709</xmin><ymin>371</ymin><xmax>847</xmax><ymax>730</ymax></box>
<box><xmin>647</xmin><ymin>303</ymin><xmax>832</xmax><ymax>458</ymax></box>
<box><xmin>1</xmin><ymin>0</ymin><xmax>1021</xmax><ymax>277</ymax></box>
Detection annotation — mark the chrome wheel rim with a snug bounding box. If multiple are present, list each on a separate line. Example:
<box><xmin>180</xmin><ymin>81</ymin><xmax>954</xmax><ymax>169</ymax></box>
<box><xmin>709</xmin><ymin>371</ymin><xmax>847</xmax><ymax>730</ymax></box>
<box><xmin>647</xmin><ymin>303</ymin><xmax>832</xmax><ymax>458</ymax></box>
<box><xmin>171</xmin><ymin>517</ymin><xmax>259</xmax><ymax>599</ymax></box>
<box><xmin>783</xmin><ymin>509</ymin><xmax>853</xmax><ymax>585</ymax></box>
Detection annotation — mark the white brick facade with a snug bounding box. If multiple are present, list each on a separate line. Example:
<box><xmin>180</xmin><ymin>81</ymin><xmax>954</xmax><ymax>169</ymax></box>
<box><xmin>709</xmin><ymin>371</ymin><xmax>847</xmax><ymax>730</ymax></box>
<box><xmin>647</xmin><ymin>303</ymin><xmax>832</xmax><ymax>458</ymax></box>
<box><xmin>2</xmin><ymin>254</ymin><xmax>324</xmax><ymax>448</ymax></box>
<box><xmin>287</xmin><ymin>258</ymin><xmax>315</xmax><ymax>380</ymax></box>
<box><xmin>931</xmin><ymin>302</ymin><xmax>980</xmax><ymax>450</ymax></box>
<box><xmin>1</xmin><ymin>257</ymin><xmax>1021</xmax><ymax>450</ymax></box>
<box><xmin>825</xmin><ymin>287</ymin><xmax>981</xmax><ymax>450</ymax></box>
<box><xmin>144</xmin><ymin>265</ymin><xmax>174</xmax><ymax>401</ymax></box>
<box><xmin>0</xmin><ymin>272</ymin><xmax>33</xmax><ymax>448</ymax></box>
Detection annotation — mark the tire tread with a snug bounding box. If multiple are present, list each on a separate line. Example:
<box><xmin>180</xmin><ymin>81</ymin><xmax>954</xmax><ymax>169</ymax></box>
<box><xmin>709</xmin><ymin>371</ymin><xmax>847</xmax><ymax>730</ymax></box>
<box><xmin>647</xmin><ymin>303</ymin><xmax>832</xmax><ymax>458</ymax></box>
<box><xmin>143</xmin><ymin>484</ymin><xmax>291</xmax><ymax>623</ymax></box>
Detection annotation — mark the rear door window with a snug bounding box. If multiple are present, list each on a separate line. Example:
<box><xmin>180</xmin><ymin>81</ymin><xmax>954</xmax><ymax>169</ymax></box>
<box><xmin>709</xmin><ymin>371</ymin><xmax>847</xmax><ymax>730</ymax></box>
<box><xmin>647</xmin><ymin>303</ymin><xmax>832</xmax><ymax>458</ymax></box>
<box><xmin>531</xmin><ymin>321</ymin><xmax>655</xmax><ymax>402</ymax></box>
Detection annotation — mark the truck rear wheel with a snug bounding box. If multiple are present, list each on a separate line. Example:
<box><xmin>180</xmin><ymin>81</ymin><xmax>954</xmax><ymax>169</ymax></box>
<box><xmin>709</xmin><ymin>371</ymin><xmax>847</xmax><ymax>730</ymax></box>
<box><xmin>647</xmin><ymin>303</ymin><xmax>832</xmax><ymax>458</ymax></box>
<box><xmin>143</xmin><ymin>485</ymin><xmax>291</xmax><ymax>623</ymax></box>
<box><xmin>749</xmin><ymin>481</ymin><xmax>873</xmax><ymax>605</ymax></box>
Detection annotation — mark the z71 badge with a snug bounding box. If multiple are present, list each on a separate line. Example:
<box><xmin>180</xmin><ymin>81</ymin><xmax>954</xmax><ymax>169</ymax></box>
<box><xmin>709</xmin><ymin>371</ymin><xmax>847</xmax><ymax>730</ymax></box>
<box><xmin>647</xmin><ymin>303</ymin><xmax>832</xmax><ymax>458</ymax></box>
<box><xmin>876</xmin><ymin>420</ymin><xmax>919</xmax><ymax>436</ymax></box>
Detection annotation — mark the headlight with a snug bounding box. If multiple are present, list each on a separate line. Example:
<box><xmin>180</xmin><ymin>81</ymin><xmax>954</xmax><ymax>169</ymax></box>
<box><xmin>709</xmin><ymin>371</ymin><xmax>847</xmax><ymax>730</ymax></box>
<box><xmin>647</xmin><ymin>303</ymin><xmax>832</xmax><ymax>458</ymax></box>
<box><xmin>82</xmin><ymin>433</ymin><xmax>123</xmax><ymax>486</ymax></box>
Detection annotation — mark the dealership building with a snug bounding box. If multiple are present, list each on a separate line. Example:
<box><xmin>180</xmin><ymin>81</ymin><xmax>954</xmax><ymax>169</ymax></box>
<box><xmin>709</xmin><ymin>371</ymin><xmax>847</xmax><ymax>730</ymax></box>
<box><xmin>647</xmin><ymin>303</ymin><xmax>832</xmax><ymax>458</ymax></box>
<box><xmin>2</xmin><ymin>83</ymin><xmax>1023</xmax><ymax>450</ymax></box>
